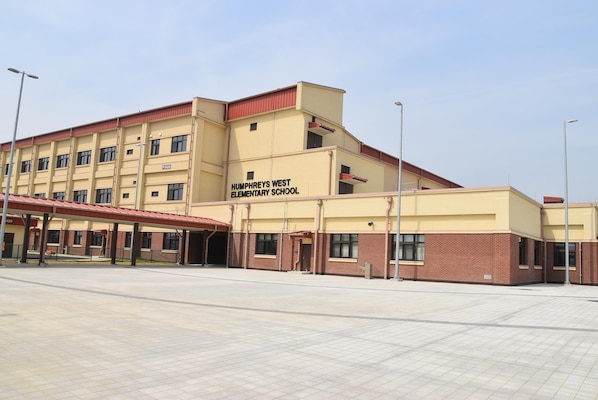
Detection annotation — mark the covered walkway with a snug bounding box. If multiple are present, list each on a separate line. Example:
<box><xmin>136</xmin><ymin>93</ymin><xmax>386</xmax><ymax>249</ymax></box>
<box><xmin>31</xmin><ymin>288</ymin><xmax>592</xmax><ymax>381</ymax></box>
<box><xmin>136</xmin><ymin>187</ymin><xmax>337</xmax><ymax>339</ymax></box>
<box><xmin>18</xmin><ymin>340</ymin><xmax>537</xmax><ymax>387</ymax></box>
<box><xmin>0</xmin><ymin>193</ymin><xmax>230</xmax><ymax>266</ymax></box>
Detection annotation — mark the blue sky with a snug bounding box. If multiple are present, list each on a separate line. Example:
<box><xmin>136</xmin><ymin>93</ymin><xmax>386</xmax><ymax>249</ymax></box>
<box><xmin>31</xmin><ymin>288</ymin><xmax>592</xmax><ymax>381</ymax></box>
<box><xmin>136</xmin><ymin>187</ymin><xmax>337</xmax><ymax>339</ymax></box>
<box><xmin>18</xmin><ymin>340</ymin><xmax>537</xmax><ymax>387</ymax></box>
<box><xmin>1</xmin><ymin>0</ymin><xmax>596</xmax><ymax>202</ymax></box>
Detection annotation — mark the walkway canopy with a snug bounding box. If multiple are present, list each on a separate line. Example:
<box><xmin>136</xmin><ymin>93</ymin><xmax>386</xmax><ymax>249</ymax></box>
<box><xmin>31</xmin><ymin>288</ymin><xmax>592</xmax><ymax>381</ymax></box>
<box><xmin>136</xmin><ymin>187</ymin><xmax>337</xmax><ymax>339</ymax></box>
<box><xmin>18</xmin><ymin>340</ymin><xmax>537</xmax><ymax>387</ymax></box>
<box><xmin>0</xmin><ymin>193</ymin><xmax>229</xmax><ymax>231</ymax></box>
<box><xmin>0</xmin><ymin>193</ymin><xmax>230</xmax><ymax>265</ymax></box>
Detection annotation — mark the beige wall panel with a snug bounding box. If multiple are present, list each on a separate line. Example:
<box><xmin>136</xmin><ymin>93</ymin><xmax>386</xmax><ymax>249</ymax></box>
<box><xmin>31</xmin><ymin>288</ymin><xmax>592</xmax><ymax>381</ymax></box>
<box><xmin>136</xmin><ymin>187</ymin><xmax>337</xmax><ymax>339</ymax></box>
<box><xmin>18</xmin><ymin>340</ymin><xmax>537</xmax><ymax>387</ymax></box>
<box><xmin>122</xmin><ymin>125</ymin><xmax>143</xmax><ymax>142</ymax></box>
<box><xmin>201</xmin><ymin>123</ymin><xmax>226</xmax><ymax>166</ymax></box>
<box><xmin>196</xmin><ymin>171</ymin><xmax>222</xmax><ymax>203</ymax></box>
<box><xmin>97</xmin><ymin>130</ymin><xmax>118</xmax><ymax>146</ymax></box>
<box><xmin>144</xmin><ymin>153</ymin><xmax>189</xmax><ymax>173</ymax></box>
<box><xmin>297</xmin><ymin>82</ymin><xmax>344</xmax><ymax>125</ymax></box>
<box><xmin>149</xmin><ymin>117</ymin><xmax>191</xmax><ymax>137</ymax></box>
<box><xmin>228</xmin><ymin>110</ymin><xmax>304</xmax><ymax>161</ymax></box>
<box><xmin>75</xmin><ymin>135</ymin><xmax>93</xmax><ymax>148</ymax></box>
<box><xmin>54</xmin><ymin>140</ymin><xmax>71</xmax><ymax>153</ymax></box>
<box><xmin>194</xmin><ymin>98</ymin><xmax>226</xmax><ymax>123</ymax></box>
<box><xmin>543</xmin><ymin>206</ymin><xmax>598</xmax><ymax>241</ymax></box>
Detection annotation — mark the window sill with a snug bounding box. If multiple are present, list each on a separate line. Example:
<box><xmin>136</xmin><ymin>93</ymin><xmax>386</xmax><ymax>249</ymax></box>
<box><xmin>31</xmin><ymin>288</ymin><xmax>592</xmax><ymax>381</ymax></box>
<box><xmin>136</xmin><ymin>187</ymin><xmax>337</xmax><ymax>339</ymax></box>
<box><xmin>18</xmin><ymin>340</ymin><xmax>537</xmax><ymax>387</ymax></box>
<box><xmin>518</xmin><ymin>265</ymin><xmax>529</xmax><ymax>270</ymax></box>
<box><xmin>255</xmin><ymin>254</ymin><xmax>276</xmax><ymax>259</ymax></box>
<box><xmin>553</xmin><ymin>266</ymin><xmax>577</xmax><ymax>271</ymax></box>
<box><xmin>328</xmin><ymin>257</ymin><xmax>358</xmax><ymax>263</ymax></box>
<box><xmin>391</xmin><ymin>260</ymin><xmax>424</xmax><ymax>266</ymax></box>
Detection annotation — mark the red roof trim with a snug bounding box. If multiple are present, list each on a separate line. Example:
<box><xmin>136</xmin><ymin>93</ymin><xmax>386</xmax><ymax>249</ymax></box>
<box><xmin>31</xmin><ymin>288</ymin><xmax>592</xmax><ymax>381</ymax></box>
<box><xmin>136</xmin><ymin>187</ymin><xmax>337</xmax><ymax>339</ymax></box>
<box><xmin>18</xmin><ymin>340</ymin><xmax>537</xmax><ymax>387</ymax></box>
<box><xmin>2</xmin><ymin>102</ymin><xmax>193</xmax><ymax>150</ymax></box>
<box><xmin>360</xmin><ymin>143</ymin><xmax>462</xmax><ymax>189</ymax></box>
<box><xmin>228</xmin><ymin>86</ymin><xmax>297</xmax><ymax>120</ymax></box>
<box><xmin>0</xmin><ymin>194</ymin><xmax>229</xmax><ymax>231</ymax></box>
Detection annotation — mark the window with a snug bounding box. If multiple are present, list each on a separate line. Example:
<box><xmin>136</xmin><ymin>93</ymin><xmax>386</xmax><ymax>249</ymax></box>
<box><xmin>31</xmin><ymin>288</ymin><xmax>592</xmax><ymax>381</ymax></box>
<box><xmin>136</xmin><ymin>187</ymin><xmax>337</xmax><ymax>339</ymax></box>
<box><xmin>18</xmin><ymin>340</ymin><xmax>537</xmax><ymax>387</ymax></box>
<box><xmin>150</xmin><ymin>139</ymin><xmax>160</xmax><ymax>155</ymax></box>
<box><xmin>95</xmin><ymin>188</ymin><xmax>112</xmax><ymax>204</ymax></box>
<box><xmin>37</xmin><ymin>157</ymin><xmax>49</xmax><ymax>171</ymax></box>
<box><xmin>77</xmin><ymin>150</ymin><xmax>91</xmax><ymax>165</ymax></box>
<box><xmin>122</xmin><ymin>193</ymin><xmax>130</xmax><ymax>199</ymax></box>
<box><xmin>519</xmin><ymin>237</ymin><xmax>528</xmax><ymax>265</ymax></box>
<box><xmin>339</xmin><ymin>182</ymin><xmax>354</xmax><ymax>195</ymax></box>
<box><xmin>21</xmin><ymin>160</ymin><xmax>31</xmax><ymax>173</ymax></box>
<box><xmin>142</xmin><ymin>232</ymin><xmax>152</xmax><ymax>249</ymax></box>
<box><xmin>247</xmin><ymin>171</ymin><xmax>254</xmax><ymax>180</ymax></box>
<box><xmin>99</xmin><ymin>146</ymin><xmax>116</xmax><ymax>162</ymax></box>
<box><xmin>534</xmin><ymin>241</ymin><xmax>542</xmax><ymax>266</ymax></box>
<box><xmin>392</xmin><ymin>234</ymin><xmax>425</xmax><ymax>261</ymax></box>
<box><xmin>126</xmin><ymin>149</ymin><xmax>133</xmax><ymax>155</ymax></box>
<box><xmin>73</xmin><ymin>190</ymin><xmax>88</xmax><ymax>203</ymax></box>
<box><xmin>163</xmin><ymin>232</ymin><xmax>179</xmax><ymax>250</ymax></box>
<box><xmin>34</xmin><ymin>193</ymin><xmax>46</xmax><ymax>198</ymax></box>
<box><xmin>56</xmin><ymin>154</ymin><xmax>69</xmax><ymax>168</ymax></box>
<box><xmin>52</xmin><ymin>192</ymin><xmax>65</xmax><ymax>200</ymax></box>
<box><xmin>171</xmin><ymin>135</ymin><xmax>187</xmax><ymax>153</ymax></box>
<box><xmin>48</xmin><ymin>230</ymin><xmax>60</xmax><ymax>243</ymax></box>
<box><xmin>167</xmin><ymin>183</ymin><xmax>183</xmax><ymax>201</ymax></box>
<box><xmin>330</xmin><ymin>234</ymin><xmax>358</xmax><ymax>259</ymax></box>
<box><xmin>250</xmin><ymin>122</ymin><xmax>258</xmax><ymax>131</ymax></box>
<box><xmin>91</xmin><ymin>233</ymin><xmax>103</xmax><ymax>247</ymax></box>
<box><xmin>256</xmin><ymin>233</ymin><xmax>277</xmax><ymax>255</ymax></box>
<box><xmin>554</xmin><ymin>242</ymin><xmax>576</xmax><ymax>267</ymax></box>
<box><xmin>73</xmin><ymin>231</ymin><xmax>83</xmax><ymax>245</ymax></box>
<box><xmin>307</xmin><ymin>131</ymin><xmax>323</xmax><ymax>149</ymax></box>
<box><xmin>151</xmin><ymin>191</ymin><xmax>159</xmax><ymax>197</ymax></box>
<box><xmin>125</xmin><ymin>232</ymin><xmax>132</xmax><ymax>248</ymax></box>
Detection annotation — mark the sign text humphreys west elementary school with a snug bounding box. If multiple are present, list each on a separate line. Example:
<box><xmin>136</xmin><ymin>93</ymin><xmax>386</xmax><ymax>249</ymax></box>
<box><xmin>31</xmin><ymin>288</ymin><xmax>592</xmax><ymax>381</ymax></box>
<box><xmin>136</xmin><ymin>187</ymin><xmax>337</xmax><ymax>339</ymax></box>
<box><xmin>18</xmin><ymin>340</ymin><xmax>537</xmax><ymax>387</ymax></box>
<box><xmin>230</xmin><ymin>178</ymin><xmax>300</xmax><ymax>198</ymax></box>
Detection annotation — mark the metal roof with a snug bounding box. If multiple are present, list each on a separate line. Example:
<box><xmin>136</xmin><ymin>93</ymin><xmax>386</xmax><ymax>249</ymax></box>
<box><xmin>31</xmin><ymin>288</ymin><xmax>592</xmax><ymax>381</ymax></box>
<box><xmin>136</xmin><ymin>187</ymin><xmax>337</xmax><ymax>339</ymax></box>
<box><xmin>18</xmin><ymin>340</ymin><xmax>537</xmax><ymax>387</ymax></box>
<box><xmin>0</xmin><ymin>194</ymin><xmax>229</xmax><ymax>232</ymax></box>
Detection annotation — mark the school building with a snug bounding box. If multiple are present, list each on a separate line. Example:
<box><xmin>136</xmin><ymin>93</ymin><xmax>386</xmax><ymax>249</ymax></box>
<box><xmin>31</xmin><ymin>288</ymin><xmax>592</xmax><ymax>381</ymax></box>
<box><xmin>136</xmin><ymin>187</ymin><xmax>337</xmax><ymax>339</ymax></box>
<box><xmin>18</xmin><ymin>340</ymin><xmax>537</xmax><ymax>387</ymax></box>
<box><xmin>2</xmin><ymin>81</ymin><xmax>597</xmax><ymax>285</ymax></box>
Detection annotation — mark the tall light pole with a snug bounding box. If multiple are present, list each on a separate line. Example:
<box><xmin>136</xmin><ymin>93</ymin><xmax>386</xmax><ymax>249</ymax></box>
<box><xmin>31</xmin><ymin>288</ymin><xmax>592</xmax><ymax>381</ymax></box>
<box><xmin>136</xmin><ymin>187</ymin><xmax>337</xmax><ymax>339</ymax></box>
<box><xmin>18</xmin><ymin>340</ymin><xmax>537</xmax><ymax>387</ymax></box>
<box><xmin>131</xmin><ymin>142</ymin><xmax>146</xmax><ymax>260</ymax></box>
<box><xmin>563</xmin><ymin>118</ymin><xmax>577</xmax><ymax>285</ymax></box>
<box><xmin>393</xmin><ymin>101</ymin><xmax>403</xmax><ymax>280</ymax></box>
<box><xmin>0</xmin><ymin>68</ymin><xmax>38</xmax><ymax>266</ymax></box>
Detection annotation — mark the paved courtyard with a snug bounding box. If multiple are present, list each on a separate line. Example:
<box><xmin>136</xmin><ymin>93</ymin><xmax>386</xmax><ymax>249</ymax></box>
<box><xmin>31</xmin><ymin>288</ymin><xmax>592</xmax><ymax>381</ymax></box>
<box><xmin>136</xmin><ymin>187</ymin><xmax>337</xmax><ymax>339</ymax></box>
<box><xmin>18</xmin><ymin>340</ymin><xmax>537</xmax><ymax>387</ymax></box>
<box><xmin>1</xmin><ymin>265</ymin><xmax>598</xmax><ymax>399</ymax></box>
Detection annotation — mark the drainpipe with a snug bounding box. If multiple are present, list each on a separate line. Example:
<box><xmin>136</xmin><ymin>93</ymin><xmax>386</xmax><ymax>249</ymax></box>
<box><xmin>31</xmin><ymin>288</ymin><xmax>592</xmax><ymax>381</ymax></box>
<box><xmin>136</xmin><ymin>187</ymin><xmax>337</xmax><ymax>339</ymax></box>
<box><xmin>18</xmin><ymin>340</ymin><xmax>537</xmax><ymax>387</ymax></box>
<box><xmin>203</xmin><ymin>229</ymin><xmax>217</xmax><ymax>265</ymax></box>
<box><xmin>226</xmin><ymin>204</ymin><xmax>234</xmax><ymax>268</ymax></box>
<box><xmin>384</xmin><ymin>196</ymin><xmax>392</xmax><ymax>279</ymax></box>
<box><xmin>313</xmin><ymin>199</ymin><xmax>323</xmax><ymax>274</ymax></box>
<box><xmin>327</xmin><ymin>151</ymin><xmax>333</xmax><ymax>196</ymax></box>
<box><xmin>541</xmin><ymin>208</ymin><xmax>547</xmax><ymax>284</ymax></box>
<box><xmin>223</xmin><ymin>104</ymin><xmax>231</xmax><ymax>200</ymax></box>
<box><xmin>244</xmin><ymin>203</ymin><xmax>250</xmax><ymax>269</ymax></box>
<box><xmin>579</xmin><ymin>241</ymin><xmax>582</xmax><ymax>284</ymax></box>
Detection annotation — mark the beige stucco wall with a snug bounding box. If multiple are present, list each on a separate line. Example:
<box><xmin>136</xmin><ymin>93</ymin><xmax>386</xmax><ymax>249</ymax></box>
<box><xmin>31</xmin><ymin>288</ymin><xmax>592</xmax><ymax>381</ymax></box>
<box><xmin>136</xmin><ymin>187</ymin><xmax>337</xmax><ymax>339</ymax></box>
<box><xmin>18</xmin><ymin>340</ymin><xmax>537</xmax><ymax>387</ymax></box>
<box><xmin>543</xmin><ymin>204</ymin><xmax>598</xmax><ymax>241</ymax></box>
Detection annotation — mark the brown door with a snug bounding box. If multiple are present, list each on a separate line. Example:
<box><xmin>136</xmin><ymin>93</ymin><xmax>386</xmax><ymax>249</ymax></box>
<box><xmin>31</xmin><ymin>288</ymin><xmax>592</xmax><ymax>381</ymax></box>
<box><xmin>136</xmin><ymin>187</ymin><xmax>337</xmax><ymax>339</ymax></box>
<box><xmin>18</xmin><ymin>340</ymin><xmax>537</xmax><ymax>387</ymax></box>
<box><xmin>301</xmin><ymin>244</ymin><xmax>312</xmax><ymax>272</ymax></box>
<box><xmin>2</xmin><ymin>232</ymin><xmax>14</xmax><ymax>258</ymax></box>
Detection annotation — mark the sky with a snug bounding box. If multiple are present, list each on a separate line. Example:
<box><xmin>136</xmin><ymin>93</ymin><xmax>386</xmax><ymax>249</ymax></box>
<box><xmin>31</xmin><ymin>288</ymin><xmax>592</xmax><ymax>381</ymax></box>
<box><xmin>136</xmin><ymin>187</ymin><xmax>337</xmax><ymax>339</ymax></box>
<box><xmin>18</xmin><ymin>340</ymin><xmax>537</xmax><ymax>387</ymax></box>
<box><xmin>1</xmin><ymin>0</ymin><xmax>597</xmax><ymax>203</ymax></box>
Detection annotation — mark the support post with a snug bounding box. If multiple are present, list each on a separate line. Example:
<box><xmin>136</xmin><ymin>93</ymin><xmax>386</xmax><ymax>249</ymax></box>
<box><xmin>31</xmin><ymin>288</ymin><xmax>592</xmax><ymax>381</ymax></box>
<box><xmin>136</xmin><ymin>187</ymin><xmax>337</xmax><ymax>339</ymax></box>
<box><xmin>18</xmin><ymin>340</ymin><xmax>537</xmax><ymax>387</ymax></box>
<box><xmin>130</xmin><ymin>223</ymin><xmax>139</xmax><ymax>266</ymax></box>
<box><xmin>20</xmin><ymin>214</ymin><xmax>31</xmax><ymax>264</ymax></box>
<box><xmin>39</xmin><ymin>213</ymin><xmax>48</xmax><ymax>266</ymax></box>
<box><xmin>110</xmin><ymin>223</ymin><xmax>118</xmax><ymax>265</ymax></box>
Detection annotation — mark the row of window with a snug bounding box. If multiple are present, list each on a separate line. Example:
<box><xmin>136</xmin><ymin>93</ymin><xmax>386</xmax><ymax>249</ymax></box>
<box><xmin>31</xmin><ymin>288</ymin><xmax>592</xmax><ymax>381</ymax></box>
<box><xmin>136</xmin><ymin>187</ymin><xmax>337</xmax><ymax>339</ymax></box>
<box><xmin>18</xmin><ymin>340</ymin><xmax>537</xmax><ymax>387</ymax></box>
<box><xmin>33</xmin><ymin>184</ymin><xmax>184</xmax><ymax>203</ymax></box>
<box><xmin>8</xmin><ymin>136</ymin><xmax>188</xmax><ymax>174</ymax></box>
<box><xmin>519</xmin><ymin>238</ymin><xmax>576</xmax><ymax>267</ymax></box>
<box><xmin>258</xmin><ymin>233</ymin><xmax>577</xmax><ymax>267</ymax></box>
<box><xmin>47</xmin><ymin>230</ymin><xmax>180</xmax><ymax>250</ymax></box>
<box><xmin>256</xmin><ymin>233</ymin><xmax>425</xmax><ymax>261</ymax></box>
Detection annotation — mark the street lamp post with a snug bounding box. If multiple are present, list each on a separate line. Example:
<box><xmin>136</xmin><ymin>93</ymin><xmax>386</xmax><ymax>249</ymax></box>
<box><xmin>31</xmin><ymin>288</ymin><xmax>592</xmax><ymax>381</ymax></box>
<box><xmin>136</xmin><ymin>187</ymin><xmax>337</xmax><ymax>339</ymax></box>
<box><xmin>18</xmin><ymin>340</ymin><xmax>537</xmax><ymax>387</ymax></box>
<box><xmin>563</xmin><ymin>119</ymin><xmax>577</xmax><ymax>285</ymax></box>
<box><xmin>0</xmin><ymin>68</ymin><xmax>38</xmax><ymax>266</ymax></box>
<box><xmin>393</xmin><ymin>101</ymin><xmax>403</xmax><ymax>280</ymax></box>
<box><xmin>131</xmin><ymin>142</ymin><xmax>146</xmax><ymax>261</ymax></box>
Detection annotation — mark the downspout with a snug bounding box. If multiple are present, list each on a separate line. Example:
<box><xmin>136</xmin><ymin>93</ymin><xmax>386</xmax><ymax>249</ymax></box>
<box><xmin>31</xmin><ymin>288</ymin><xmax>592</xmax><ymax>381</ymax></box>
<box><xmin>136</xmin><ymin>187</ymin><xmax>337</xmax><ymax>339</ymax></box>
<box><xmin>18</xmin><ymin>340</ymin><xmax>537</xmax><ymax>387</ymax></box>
<box><xmin>579</xmin><ymin>241</ymin><xmax>582</xmax><ymax>284</ymax></box>
<box><xmin>384</xmin><ymin>196</ymin><xmax>392</xmax><ymax>279</ymax></box>
<box><xmin>223</xmin><ymin>104</ymin><xmax>232</xmax><ymax>200</ymax></box>
<box><xmin>203</xmin><ymin>228</ymin><xmax>217</xmax><ymax>265</ymax></box>
<box><xmin>244</xmin><ymin>203</ymin><xmax>250</xmax><ymax>269</ymax></box>
<box><xmin>327</xmin><ymin>151</ymin><xmax>333</xmax><ymax>196</ymax></box>
<box><xmin>541</xmin><ymin>208</ymin><xmax>547</xmax><ymax>284</ymax></box>
<box><xmin>313</xmin><ymin>199</ymin><xmax>323</xmax><ymax>275</ymax></box>
<box><xmin>226</xmin><ymin>204</ymin><xmax>234</xmax><ymax>268</ymax></box>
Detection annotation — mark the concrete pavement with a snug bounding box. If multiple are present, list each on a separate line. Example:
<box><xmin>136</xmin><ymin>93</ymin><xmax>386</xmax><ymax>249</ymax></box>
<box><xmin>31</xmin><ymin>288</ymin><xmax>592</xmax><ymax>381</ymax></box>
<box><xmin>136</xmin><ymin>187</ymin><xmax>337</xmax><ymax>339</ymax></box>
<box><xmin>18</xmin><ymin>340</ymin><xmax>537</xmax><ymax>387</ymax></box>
<box><xmin>1</xmin><ymin>264</ymin><xmax>598</xmax><ymax>399</ymax></box>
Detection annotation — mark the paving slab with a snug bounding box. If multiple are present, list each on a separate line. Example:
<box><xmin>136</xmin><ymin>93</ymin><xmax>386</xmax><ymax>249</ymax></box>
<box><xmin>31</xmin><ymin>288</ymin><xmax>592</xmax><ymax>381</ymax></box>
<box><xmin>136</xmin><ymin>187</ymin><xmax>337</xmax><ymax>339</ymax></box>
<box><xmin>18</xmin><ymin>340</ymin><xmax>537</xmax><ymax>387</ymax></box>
<box><xmin>1</xmin><ymin>264</ymin><xmax>598</xmax><ymax>399</ymax></box>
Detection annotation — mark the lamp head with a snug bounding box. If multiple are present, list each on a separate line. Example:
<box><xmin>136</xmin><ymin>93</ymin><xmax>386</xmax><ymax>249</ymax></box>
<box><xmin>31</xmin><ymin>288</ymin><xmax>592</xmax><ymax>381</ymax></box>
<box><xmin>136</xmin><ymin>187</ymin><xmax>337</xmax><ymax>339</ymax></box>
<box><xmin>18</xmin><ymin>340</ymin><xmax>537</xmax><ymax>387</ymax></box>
<box><xmin>8</xmin><ymin>68</ymin><xmax>20</xmax><ymax>74</ymax></box>
<box><xmin>566</xmin><ymin>119</ymin><xmax>578</xmax><ymax>124</ymax></box>
<box><xmin>395</xmin><ymin>101</ymin><xmax>403</xmax><ymax>107</ymax></box>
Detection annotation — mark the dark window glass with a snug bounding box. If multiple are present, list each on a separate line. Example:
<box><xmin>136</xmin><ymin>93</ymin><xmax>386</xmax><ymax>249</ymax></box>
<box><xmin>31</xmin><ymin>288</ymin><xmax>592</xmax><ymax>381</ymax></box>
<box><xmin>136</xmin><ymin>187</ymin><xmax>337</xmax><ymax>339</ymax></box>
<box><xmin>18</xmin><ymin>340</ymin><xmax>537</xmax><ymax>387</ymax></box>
<box><xmin>142</xmin><ymin>232</ymin><xmax>152</xmax><ymax>249</ymax></box>
<box><xmin>91</xmin><ymin>233</ymin><xmax>103</xmax><ymax>246</ymax></box>
<box><xmin>339</xmin><ymin>182</ymin><xmax>354</xmax><ymax>194</ymax></box>
<box><xmin>163</xmin><ymin>232</ymin><xmax>179</xmax><ymax>250</ymax></box>
<box><xmin>56</xmin><ymin>154</ymin><xmax>69</xmax><ymax>168</ymax></box>
<box><xmin>307</xmin><ymin>132</ymin><xmax>322</xmax><ymax>149</ymax></box>
<box><xmin>37</xmin><ymin>157</ymin><xmax>49</xmax><ymax>171</ymax></box>
<box><xmin>52</xmin><ymin>192</ymin><xmax>65</xmax><ymax>200</ymax></box>
<box><xmin>519</xmin><ymin>237</ymin><xmax>528</xmax><ymax>265</ymax></box>
<box><xmin>99</xmin><ymin>146</ymin><xmax>116</xmax><ymax>162</ymax></box>
<box><xmin>330</xmin><ymin>234</ymin><xmax>358</xmax><ymax>258</ymax></box>
<box><xmin>250</xmin><ymin>122</ymin><xmax>258</xmax><ymax>131</ymax></box>
<box><xmin>73</xmin><ymin>231</ymin><xmax>83</xmax><ymax>245</ymax></box>
<box><xmin>95</xmin><ymin>188</ymin><xmax>112</xmax><ymax>204</ymax></box>
<box><xmin>392</xmin><ymin>234</ymin><xmax>425</xmax><ymax>261</ymax></box>
<box><xmin>73</xmin><ymin>190</ymin><xmax>88</xmax><ymax>203</ymax></box>
<box><xmin>21</xmin><ymin>160</ymin><xmax>31</xmax><ymax>173</ymax></box>
<box><xmin>48</xmin><ymin>230</ymin><xmax>60</xmax><ymax>243</ymax></box>
<box><xmin>77</xmin><ymin>150</ymin><xmax>91</xmax><ymax>165</ymax></box>
<box><xmin>125</xmin><ymin>232</ymin><xmax>132</xmax><ymax>248</ymax></box>
<box><xmin>171</xmin><ymin>135</ymin><xmax>187</xmax><ymax>153</ymax></box>
<box><xmin>256</xmin><ymin>233</ymin><xmax>277</xmax><ymax>255</ymax></box>
<box><xmin>150</xmin><ymin>139</ymin><xmax>160</xmax><ymax>156</ymax></box>
<box><xmin>167</xmin><ymin>183</ymin><xmax>183</xmax><ymax>201</ymax></box>
<box><xmin>554</xmin><ymin>242</ymin><xmax>576</xmax><ymax>267</ymax></box>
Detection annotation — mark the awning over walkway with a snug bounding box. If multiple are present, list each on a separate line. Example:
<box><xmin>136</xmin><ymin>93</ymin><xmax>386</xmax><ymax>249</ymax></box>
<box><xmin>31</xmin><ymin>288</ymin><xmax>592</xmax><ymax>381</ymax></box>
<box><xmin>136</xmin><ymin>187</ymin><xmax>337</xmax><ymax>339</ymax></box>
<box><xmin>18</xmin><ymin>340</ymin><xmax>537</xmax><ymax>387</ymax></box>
<box><xmin>0</xmin><ymin>194</ymin><xmax>229</xmax><ymax>232</ymax></box>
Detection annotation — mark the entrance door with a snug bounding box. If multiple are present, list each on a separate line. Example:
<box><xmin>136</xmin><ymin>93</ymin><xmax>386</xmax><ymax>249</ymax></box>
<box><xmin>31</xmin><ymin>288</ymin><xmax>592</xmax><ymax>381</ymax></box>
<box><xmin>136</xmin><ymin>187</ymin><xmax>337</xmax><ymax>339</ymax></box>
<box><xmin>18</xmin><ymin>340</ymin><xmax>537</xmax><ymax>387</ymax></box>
<box><xmin>301</xmin><ymin>244</ymin><xmax>312</xmax><ymax>272</ymax></box>
<box><xmin>2</xmin><ymin>232</ymin><xmax>14</xmax><ymax>258</ymax></box>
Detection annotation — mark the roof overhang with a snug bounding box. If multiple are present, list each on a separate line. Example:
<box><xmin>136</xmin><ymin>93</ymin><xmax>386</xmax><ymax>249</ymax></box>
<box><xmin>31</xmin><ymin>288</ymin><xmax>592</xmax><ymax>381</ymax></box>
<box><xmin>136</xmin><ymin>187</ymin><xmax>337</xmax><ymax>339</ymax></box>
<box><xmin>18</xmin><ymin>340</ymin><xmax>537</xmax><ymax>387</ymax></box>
<box><xmin>308</xmin><ymin>121</ymin><xmax>335</xmax><ymax>135</ymax></box>
<box><xmin>339</xmin><ymin>173</ymin><xmax>368</xmax><ymax>184</ymax></box>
